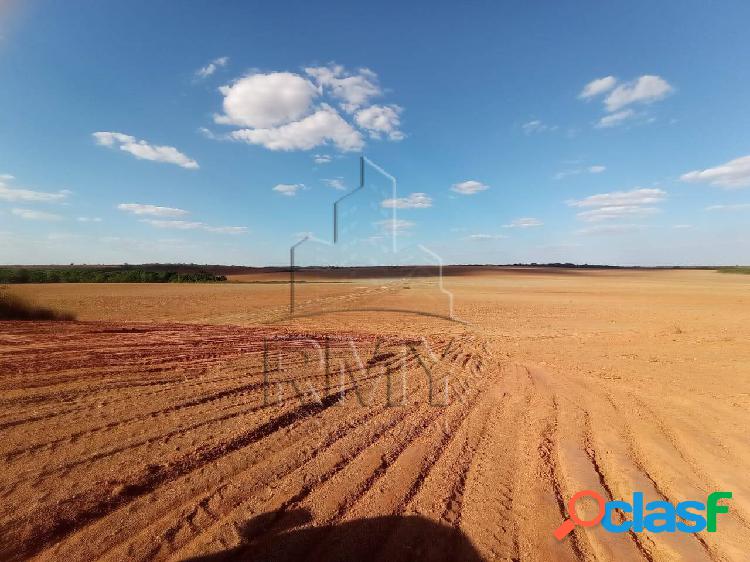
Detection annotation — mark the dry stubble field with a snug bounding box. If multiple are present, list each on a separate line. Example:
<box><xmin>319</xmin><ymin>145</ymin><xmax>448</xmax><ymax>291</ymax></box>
<box><xmin>1</xmin><ymin>268</ymin><xmax>749</xmax><ymax>561</ymax></box>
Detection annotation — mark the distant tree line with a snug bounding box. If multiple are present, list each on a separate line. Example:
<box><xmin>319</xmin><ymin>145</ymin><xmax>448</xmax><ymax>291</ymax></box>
<box><xmin>0</xmin><ymin>268</ymin><xmax>227</xmax><ymax>284</ymax></box>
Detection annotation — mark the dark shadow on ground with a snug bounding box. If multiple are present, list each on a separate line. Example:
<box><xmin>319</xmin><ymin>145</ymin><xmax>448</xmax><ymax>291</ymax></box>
<box><xmin>182</xmin><ymin>508</ymin><xmax>483</xmax><ymax>562</ymax></box>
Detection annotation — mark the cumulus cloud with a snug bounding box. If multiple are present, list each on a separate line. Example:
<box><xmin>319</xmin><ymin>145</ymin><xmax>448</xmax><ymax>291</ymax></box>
<box><xmin>93</xmin><ymin>132</ymin><xmax>199</xmax><ymax>169</ymax></box>
<box><xmin>11</xmin><ymin>208</ymin><xmax>63</xmax><ymax>221</ymax></box>
<box><xmin>323</xmin><ymin>178</ymin><xmax>346</xmax><ymax>190</ymax></box>
<box><xmin>140</xmin><ymin>219</ymin><xmax>247</xmax><ymax>234</ymax></box>
<box><xmin>596</xmin><ymin>109</ymin><xmax>635</xmax><ymax>128</ymax></box>
<box><xmin>579</xmin><ymin>76</ymin><xmax>617</xmax><ymax>99</ymax></box>
<box><xmin>522</xmin><ymin>120</ymin><xmax>557</xmax><ymax>134</ymax></box>
<box><xmin>451</xmin><ymin>180</ymin><xmax>489</xmax><ymax>195</ymax></box>
<box><xmin>0</xmin><ymin>178</ymin><xmax>71</xmax><ymax>203</ymax></box>
<box><xmin>381</xmin><ymin>192</ymin><xmax>432</xmax><ymax>209</ymax></box>
<box><xmin>305</xmin><ymin>65</ymin><xmax>381</xmax><ymax>112</ymax></box>
<box><xmin>215</xmin><ymin>72</ymin><xmax>318</xmax><ymax>128</ymax></box>
<box><xmin>272</xmin><ymin>183</ymin><xmax>306</xmax><ymax>196</ymax></box>
<box><xmin>681</xmin><ymin>155</ymin><xmax>750</xmax><ymax>189</ymax></box>
<box><xmin>604</xmin><ymin>75</ymin><xmax>673</xmax><ymax>112</ymax></box>
<box><xmin>212</xmin><ymin>65</ymin><xmax>401</xmax><ymax>153</ymax></box>
<box><xmin>195</xmin><ymin>56</ymin><xmax>229</xmax><ymax>79</ymax></box>
<box><xmin>314</xmin><ymin>154</ymin><xmax>332</xmax><ymax>164</ymax></box>
<box><xmin>503</xmin><ymin>217</ymin><xmax>543</xmax><ymax>228</ymax></box>
<box><xmin>354</xmin><ymin>104</ymin><xmax>404</xmax><ymax>140</ymax></box>
<box><xmin>567</xmin><ymin>188</ymin><xmax>667</xmax><ymax>208</ymax></box>
<box><xmin>229</xmin><ymin>105</ymin><xmax>364</xmax><ymax>151</ymax></box>
<box><xmin>117</xmin><ymin>203</ymin><xmax>189</xmax><ymax>217</ymax></box>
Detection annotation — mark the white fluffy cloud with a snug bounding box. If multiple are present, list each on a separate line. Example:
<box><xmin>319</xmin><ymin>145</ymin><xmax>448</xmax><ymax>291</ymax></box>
<box><xmin>355</xmin><ymin>104</ymin><xmax>404</xmax><ymax>140</ymax></box>
<box><xmin>596</xmin><ymin>109</ymin><xmax>635</xmax><ymax>128</ymax></box>
<box><xmin>93</xmin><ymin>132</ymin><xmax>199</xmax><ymax>169</ymax></box>
<box><xmin>272</xmin><ymin>183</ymin><xmax>306</xmax><ymax>196</ymax></box>
<box><xmin>11</xmin><ymin>208</ymin><xmax>63</xmax><ymax>221</ymax></box>
<box><xmin>579</xmin><ymin>76</ymin><xmax>617</xmax><ymax>99</ymax></box>
<box><xmin>681</xmin><ymin>155</ymin><xmax>750</xmax><ymax>189</ymax></box>
<box><xmin>0</xmin><ymin>178</ymin><xmax>71</xmax><ymax>203</ymax></box>
<box><xmin>140</xmin><ymin>219</ymin><xmax>247</xmax><ymax>234</ymax></box>
<box><xmin>212</xmin><ymin>65</ymin><xmax>401</xmax><ymax>152</ymax></box>
<box><xmin>195</xmin><ymin>56</ymin><xmax>229</xmax><ymax>79</ymax></box>
<box><xmin>503</xmin><ymin>217</ymin><xmax>543</xmax><ymax>228</ymax></box>
<box><xmin>314</xmin><ymin>154</ymin><xmax>332</xmax><ymax>164</ymax></box>
<box><xmin>581</xmin><ymin>75</ymin><xmax>673</xmax><ymax>128</ymax></box>
<box><xmin>215</xmin><ymin>72</ymin><xmax>318</xmax><ymax>128</ymax></box>
<box><xmin>117</xmin><ymin>203</ymin><xmax>189</xmax><ymax>217</ymax></box>
<box><xmin>567</xmin><ymin>188</ymin><xmax>667</xmax><ymax>208</ymax></box>
<box><xmin>451</xmin><ymin>180</ymin><xmax>489</xmax><ymax>195</ymax></box>
<box><xmin>305</xmin><ymin>65</ymin><xmax>381</xmax><ymax>112</ymax></box>
<box><xmin>381</xmin><ymin>193</ymin><xmax>432</xmax><ymax>209</ymax></box>
<box><xmin>230</xmin><ymin>105</ymin><xmax>364</xmax><ymax>152</ymax></box>
<box><xmin>605</xmin><ymin>75</ymin><xmax>673</xmax><ymax>112</ymax></box>
<box><xmin>568</xmin><ymin>188</ymin><xmax>666</xmax><ymax>224</ymax></box>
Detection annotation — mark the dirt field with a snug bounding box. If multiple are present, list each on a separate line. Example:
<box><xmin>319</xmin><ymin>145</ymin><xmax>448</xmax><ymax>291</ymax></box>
<box><xmin>1</xmin><ymin>268</ymin><xmax>749</xmax><ymax>561</ymax></box>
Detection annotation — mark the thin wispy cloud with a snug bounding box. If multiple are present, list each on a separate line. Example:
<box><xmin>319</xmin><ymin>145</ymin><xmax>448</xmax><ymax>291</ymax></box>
<box><xmin>272</xmin><ymin>183</ymin><xmax>307</xmax><ymax>196</ymax></box>
<box><xmin>503</xmin><ymin>217</ymin><xmax>543</xmax><ymax>228</ymax></box>
<box><xmin>117</xmin><ymin>203</ymin><xmax>189</xmax><ymax>217</ymax></box>
<box><xmin>381</xmin><ymin>193</ymin><xmax>432</xmax><ymax>209</ymax></box>
<box><xmin>11</xmin><ymin>208</ymin><xmax>63</xmax><ymax>221</ymax></box>
<box><xmin>93</xmin><ymin>132</ymin><xmax>199</xmax><ymax>169</ymax></box>
<box><xmin>314</xmin><ymin>154</ymin><xmax>332</xmax><ymax>164</ymax></box>
<box><xmin>522</xmin><ymin>119</ymin><xmax>557</xmax><ymax>134</ymax></box>
<box><xmin>705</xmin><ymin>203</ymin><xmax>750</xmax><ymax>211</ymax></box>
<box><xmin>195</xmin><ymin>56</ymin><xmax>229</xmax><ymax>79</ymax></box>
<box><xmin>0</xmin><ymin>183</ymin><xmax>71</xmax><ymax>203</ymax></box>
<box><xmin>567</xmin><ymin>188</ymin><xmax>667</xmax><ymax>208</ymax></box>
<box><xmin>467</xmin><ymin>233</ymin><xmax>508</xmax><ymax>240</ymax></box>
<box><xmin>577</xmin><ymin>223</ymin><xmax>644</xmax><ymax>235</ymax></box>
<box><xmin>322</xmin><ymin>178</ymin><xmax>346</xmax><ymax>190</ymax></box>
<box><xmin>681</xmin><ymin>155</ymin><xmax>750</xmax><ymax>189</ymax></box>
<box><xmin>376</xmin><ymin>218</ymin><xmax>414</xmax><ymax>233</ymax></box>
<box><xmin>451</xmin><ymin>180</ymin><xmax>489</xmax><ymax>195</ymax></box>
<box><xmin>140</xmin><ymin>219</ymin><xmax>247</xmax><ymax>234</ymax></box>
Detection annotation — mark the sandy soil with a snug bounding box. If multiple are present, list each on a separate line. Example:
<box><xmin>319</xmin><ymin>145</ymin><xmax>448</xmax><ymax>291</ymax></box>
<box><xmin>1</xmin><ymin>269</ymin><xmax>749</xmax><ymax>561</ymax></box>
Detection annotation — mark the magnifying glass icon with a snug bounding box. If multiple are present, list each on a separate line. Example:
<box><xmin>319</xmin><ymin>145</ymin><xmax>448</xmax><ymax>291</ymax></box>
<box><xmin>554</xmin><ymin>490</ymin><xmax>606</xmax><ymax>540</ymax></box>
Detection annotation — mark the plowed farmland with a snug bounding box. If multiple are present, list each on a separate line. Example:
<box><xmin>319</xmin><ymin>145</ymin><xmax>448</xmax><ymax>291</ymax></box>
<box><xmin>1</xmin><ymin>268</ymin><xmax>749</xmax><ymax>561</ymax></box>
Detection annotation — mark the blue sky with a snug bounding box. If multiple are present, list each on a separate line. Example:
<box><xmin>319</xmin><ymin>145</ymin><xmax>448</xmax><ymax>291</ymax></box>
<box><xmin>1</xmin><ymin>0</ymin><xmax>750</xmax><ymax>266</ymax></box>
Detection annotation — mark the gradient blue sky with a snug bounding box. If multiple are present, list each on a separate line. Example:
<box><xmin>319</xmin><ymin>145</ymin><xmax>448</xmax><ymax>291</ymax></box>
<box><xmin>1</xmin><ymin>0</ymin><xmax>750</xmax><ymax>266</ymax></box>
